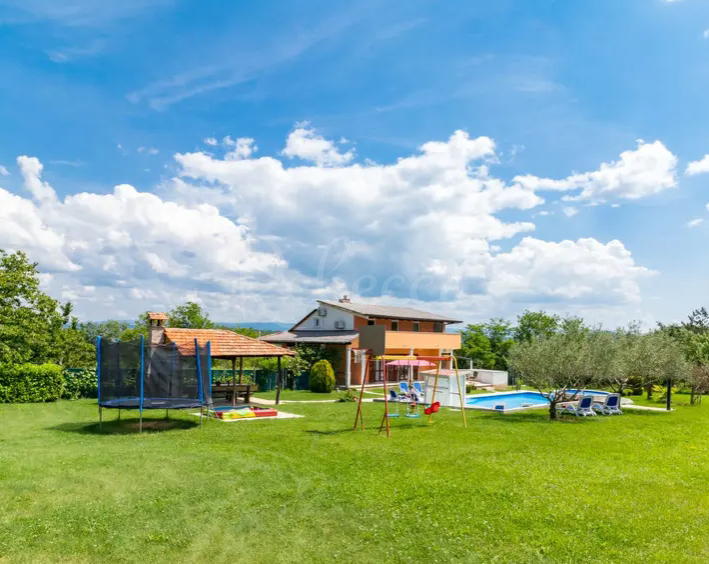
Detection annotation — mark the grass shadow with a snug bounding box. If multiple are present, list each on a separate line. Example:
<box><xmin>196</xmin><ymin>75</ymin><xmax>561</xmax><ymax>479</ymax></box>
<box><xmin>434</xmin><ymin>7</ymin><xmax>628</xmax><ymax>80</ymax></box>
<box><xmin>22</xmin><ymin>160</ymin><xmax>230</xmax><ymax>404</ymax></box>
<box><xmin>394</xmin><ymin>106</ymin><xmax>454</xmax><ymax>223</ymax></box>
<box><xmin>50</xmin><ymin>417</ymin><xmax>199</xmax><ymax>435</ymax></box>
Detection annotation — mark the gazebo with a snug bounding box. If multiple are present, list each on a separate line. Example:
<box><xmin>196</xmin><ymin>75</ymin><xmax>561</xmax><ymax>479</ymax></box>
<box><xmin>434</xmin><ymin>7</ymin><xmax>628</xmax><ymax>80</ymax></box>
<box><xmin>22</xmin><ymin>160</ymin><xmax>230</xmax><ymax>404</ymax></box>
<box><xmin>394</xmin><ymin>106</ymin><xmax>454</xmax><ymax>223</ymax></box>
<box><xmin>147</xmin><ymin>313</ymin><xmax>295</xmax><ymax>405</ymax></box>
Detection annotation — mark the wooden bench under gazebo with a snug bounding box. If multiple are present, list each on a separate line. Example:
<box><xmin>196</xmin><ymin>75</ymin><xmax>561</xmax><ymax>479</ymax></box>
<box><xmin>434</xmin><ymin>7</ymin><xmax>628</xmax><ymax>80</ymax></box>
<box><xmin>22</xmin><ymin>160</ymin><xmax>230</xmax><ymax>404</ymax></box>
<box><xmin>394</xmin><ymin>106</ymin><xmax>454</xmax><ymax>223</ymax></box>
<box><xmin>147</xmin><ymin>313</ymin><xmax>295</xmax><ymax>405</ymax></box>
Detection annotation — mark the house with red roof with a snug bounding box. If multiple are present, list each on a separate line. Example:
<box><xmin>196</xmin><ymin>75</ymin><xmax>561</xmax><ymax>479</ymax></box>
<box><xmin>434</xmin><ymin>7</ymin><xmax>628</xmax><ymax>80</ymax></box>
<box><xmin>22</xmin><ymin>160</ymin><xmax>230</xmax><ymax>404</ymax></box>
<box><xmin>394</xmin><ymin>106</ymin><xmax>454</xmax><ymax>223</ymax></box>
<box><xmin>260</xmin><ymin>296</ymin><xmax>462</xmax><ymax>387</ymax></box>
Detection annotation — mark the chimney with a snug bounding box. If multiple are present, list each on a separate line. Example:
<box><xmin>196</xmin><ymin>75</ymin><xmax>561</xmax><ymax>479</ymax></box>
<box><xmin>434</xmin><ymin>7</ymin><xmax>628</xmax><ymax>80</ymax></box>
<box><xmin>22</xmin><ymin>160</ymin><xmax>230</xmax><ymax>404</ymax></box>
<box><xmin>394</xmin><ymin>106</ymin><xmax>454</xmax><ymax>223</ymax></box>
<box><xmin>147</xmin><ymin>312</ymin><xmax>168</xmax><ymax>346</ymax></box>
<box><xmin>339</xmin><ymin>295</ymin><xmax>350</xmax><ymax>303</ymax></box>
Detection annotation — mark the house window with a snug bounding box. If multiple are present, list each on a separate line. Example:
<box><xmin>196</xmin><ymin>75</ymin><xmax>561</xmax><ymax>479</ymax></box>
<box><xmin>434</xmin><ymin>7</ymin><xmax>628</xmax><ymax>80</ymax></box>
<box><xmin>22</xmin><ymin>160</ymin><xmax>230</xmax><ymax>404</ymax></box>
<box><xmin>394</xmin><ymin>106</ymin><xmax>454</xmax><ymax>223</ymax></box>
<box><xmin>433</xmin><ymin>322</ymin><xmax>444</xmax><ymax>333</ymax></box>
<box><xmin>367</xmin><ymin>319</ymin><xmax>375</xmax><ymax>326</ymax></box>
<box><xmin>391</xmin><ymin>320</ymin><xmax>399</xmax><ymax>331</ymax></box>
<box><xmin>314</xmin><ymin>318</ymin><xmax>320</xmax><ymax>327</ymax></box>
<box><xmin>413</xmin><ymin>321</ymin><xmax>420</xmax><ymax>332</ymax></box>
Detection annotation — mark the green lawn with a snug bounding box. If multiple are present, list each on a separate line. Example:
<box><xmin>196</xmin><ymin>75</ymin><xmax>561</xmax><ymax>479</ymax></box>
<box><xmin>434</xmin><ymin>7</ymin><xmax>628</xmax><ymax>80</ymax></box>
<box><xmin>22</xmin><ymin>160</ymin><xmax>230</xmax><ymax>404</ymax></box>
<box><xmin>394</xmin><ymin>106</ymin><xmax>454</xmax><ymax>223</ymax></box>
<box><xmin>1</xmin><ymin>396</ymin><xmax>709</xmax><ymax>563</ymax></box>
<box><xmin>251</xmin><ymin>389</ymin><xmax>339</xmax><ymax>401</ymax></box>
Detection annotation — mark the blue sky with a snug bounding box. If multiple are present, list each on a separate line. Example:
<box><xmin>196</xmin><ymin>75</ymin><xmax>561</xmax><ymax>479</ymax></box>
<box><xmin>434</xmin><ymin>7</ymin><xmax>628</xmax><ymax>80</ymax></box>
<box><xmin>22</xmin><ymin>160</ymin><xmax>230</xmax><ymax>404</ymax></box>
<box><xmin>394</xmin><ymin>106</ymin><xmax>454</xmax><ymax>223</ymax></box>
<box><xmin>1</xmin><ymin>0</ymin><xmax>709</xmax><ymax>326</ymax></box>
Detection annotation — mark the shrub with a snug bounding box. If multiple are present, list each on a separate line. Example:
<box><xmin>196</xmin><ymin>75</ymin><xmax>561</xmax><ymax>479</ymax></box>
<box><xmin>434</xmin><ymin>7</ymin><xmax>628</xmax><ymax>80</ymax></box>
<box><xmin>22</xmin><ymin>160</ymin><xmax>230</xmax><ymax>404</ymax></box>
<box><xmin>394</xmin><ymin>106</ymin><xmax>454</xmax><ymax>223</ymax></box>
<box><xmin>338</xmin><ymin>388</ymin><xmax>358</xmax><ymax>402</ymax></box>
<box><xmin>0</xmin><ymin>363</ymin><xmax>63</xmax><ymax>403</ymax></box>
<box><xmin>62</xmin><ymin>368</ymin><xmax>97</xmax><ymax>400</ymax></box>
<box><xmin>310</xmin><ymin>359</ymin><xmax>335</xmax><ymax>393</ymax></box>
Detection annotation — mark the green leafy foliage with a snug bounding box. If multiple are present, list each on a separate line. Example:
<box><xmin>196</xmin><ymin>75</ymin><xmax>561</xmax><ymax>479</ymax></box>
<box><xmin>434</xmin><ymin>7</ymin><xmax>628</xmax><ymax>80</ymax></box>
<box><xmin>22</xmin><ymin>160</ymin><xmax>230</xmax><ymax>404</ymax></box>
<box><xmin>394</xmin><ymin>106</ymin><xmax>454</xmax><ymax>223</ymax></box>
<box><xmin>513</xmin><ymin>310</ymin><xmax>560</xmax><ymax>343</ymax></box>
<box><xmin>80</xmin><ymin>320</ymin><xmax>131</xmax><ymax>343</ymax></box>
<box><xmin>119</xmin><ymin>312</ymin><xmax>152</xmax><ymax>341</ymax></box>
<box><xmin>168</xmin><ymin>302</ymin><xmax>214</xmax><ymax>329</ymax></box>
<box><xmin>0</xmin><ymin>250</ymin><xmax>66</xmax><ymax>365</ymax></box>
<box><xmin>310</xmin><ymin>359</ymin><xmax>335</xmax><ymax>393</ymax></box>
<box><xmin>457</xmin><ymin>319</ymin><xmax>513</xmax><ymax>370</ymax></box>
<box><xmin>62</xmin><ymin>368</ymin><xmax>97</xmax><ymax>400</ymax></box>
<box><xmin>337</xmin><ymin>388</ymin><xmax>358</xmax><ymax>402</ymax></box>
<box><xmin>0</xmin><ymin>363</ymin><xmax>63</xmax><ymax>403</ymax></box>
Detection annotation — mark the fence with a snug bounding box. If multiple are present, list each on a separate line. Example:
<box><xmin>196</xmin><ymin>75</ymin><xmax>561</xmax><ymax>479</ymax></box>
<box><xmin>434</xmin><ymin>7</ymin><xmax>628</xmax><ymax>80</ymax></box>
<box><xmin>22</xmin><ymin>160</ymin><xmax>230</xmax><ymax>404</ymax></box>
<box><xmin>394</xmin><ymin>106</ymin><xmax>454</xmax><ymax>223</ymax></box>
<box><xmin>211</xmin><ymin>369</ymin><xmax>310</xmax><ymax>392</ymax></box>
<box><xmin>67</xmin><ymin>367</ymin><xmax>311</xmax><ymax>394</ymax></box>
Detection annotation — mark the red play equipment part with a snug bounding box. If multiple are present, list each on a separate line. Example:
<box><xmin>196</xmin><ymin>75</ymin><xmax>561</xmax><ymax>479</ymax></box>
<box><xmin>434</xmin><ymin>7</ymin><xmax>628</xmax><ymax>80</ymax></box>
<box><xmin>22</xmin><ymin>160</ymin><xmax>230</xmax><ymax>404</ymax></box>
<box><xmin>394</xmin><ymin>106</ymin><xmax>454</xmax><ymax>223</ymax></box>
<box><xmin>424</xmin><ymin>402</ymin><xmax>440</xmax><ymax>416</ymax></box>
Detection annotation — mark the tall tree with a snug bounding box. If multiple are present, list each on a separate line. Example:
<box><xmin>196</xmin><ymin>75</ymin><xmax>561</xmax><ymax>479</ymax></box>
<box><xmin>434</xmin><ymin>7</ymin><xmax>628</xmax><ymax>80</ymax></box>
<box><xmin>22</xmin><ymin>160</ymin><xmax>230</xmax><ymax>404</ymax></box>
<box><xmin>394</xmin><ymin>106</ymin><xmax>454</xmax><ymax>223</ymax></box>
<box><xmin>80</xmin><ymin>320</ymin><xmax>131</xmax><ymax>343</ymax></box>
<box><xmin>457</xmin><ymin>324</ymin><xmax>497</xmax><ymax>369</ymax></box>
<box><xmin>681</xmin><ymin>330</ymin><xmax>709</xmax><ymax>404</ymax></box>
<box><xmin>684</xmin><ymin>307</ymin><xmax>709</xmax><ymax>334</ymax></box>
<box><xmin>119</xmin><ymin>312</ymin><xmax>151</xmax><ymax>341</ymax></box>
<box><xmin>168</xmin><ymin>301</ymin><xmax>214</xmax><ymax>329</ymax></box>
<box><xmin>513</xmin><ymin>310</ymin><xmax>560</xmax><ymax>343</ymax></box>
<box><xmin>485</xmin><ymin>318</ymin><xmax>514</xmax><ymax>370</ymax></box>
<box><xmin>0</xmin><ymin>250</ymin><xmax>66</xmax><ymax>364</ymax></box>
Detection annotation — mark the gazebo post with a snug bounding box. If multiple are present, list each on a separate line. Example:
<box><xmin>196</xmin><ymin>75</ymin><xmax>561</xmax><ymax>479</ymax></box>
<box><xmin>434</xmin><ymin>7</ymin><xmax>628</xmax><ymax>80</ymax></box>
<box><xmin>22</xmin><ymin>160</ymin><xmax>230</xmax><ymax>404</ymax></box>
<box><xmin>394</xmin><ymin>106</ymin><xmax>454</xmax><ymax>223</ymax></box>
<box><xmin>275</xmin><ymin>356</ymin><xmax>282</xmax><ymax>405</ymax></box>
<box><xmin>231</xmin><ymin>357</ymin><xmax>237</xmax><ymax>407</ymax></box>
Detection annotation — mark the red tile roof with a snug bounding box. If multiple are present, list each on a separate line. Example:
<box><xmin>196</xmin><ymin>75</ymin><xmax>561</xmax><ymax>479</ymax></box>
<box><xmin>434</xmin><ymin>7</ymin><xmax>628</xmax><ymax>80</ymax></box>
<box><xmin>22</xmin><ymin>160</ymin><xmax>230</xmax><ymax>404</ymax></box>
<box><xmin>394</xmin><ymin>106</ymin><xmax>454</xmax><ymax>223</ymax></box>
<box><xmin>163</xmin><ymin>328</ymin><xmax>295</xmax><ymax>358</ymax></box>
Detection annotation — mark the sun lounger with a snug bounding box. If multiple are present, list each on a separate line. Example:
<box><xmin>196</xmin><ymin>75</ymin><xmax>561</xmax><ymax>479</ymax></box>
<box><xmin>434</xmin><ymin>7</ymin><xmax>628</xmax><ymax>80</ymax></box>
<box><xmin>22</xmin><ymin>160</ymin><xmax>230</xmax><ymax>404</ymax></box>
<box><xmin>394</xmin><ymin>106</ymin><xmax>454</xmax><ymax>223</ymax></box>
<box><xmin>389</xmin><ymin>389</ymin><xmax>407</xmax><ymax>402</ymax></box>
<box><xmin>592</xmin><ymin>393</ymin><xmax>623</xmax><ymax>415</ymax></box>
<box><xmin>399</xmin><ymin>381</ymin><xmax>410</xmax><ymax>396</ymax></box>
<box><xmin>558</xmin><ymin>395</ymin><xmax>596</xmax><ymax>417</ymax></box>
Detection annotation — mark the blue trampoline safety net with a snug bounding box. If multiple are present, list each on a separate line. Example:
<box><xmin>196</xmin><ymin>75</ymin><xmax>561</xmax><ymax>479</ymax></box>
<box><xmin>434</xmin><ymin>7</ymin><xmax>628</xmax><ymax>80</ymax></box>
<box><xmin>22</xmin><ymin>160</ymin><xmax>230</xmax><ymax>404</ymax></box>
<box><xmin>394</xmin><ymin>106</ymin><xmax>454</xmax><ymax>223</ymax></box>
<box><xmin>97</xmin><ymin>337</ymin><xmax>211</xmax><ymax>409</ymax></box>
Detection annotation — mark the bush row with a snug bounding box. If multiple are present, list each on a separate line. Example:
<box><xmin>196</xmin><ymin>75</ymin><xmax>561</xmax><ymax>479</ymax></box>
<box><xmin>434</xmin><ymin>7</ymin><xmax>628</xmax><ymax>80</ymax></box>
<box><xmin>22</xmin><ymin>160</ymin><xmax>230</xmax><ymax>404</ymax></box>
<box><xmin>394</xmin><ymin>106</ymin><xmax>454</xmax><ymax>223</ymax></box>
<box><xmin>0</xmin><ymin>364</ymin><xmax>97</xmax><ymax>403</ymax></box>
<box><xmin>0</xmin><ymin>364</ymin><xmax>64</xmax><ymax>403</ymax></box>
<box><xmin>62</xmin><ymin>368</ymin><xmax>98</xmax><ymax>400</ymax></box>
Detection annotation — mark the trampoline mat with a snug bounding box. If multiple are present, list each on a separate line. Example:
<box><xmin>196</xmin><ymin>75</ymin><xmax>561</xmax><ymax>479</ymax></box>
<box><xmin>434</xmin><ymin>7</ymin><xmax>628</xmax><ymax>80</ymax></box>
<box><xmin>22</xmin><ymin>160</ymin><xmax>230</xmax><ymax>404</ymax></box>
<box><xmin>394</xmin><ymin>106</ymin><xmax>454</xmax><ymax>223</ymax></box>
<box><xmin>99</xmin><ymin>397</ymin><xmax>205</xmax><ymax>409</ymax></box>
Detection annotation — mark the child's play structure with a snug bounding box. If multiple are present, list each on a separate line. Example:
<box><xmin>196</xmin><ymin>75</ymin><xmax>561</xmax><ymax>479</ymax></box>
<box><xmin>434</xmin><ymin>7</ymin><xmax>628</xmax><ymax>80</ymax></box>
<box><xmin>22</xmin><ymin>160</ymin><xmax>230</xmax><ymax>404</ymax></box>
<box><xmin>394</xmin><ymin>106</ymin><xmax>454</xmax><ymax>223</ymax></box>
<box><xmin>352</xmin><ymin>349</ymin><xmax>467</xmax><ymax>437</ymax></box>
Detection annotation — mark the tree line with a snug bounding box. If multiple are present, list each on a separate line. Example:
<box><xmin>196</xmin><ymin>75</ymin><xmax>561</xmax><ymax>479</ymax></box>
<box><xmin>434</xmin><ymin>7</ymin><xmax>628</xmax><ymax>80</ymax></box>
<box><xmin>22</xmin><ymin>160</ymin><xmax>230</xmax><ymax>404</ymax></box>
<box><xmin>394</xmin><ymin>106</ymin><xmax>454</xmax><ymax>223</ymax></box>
<box><xmin>0</xmin><ymin>249</ymin><xmax>268</xmax><ymax>370</ymax></box>
<box><xmin>460</xmin><ymin>310</ymin><xmax>709</xmax><ymax>419</ymax></box>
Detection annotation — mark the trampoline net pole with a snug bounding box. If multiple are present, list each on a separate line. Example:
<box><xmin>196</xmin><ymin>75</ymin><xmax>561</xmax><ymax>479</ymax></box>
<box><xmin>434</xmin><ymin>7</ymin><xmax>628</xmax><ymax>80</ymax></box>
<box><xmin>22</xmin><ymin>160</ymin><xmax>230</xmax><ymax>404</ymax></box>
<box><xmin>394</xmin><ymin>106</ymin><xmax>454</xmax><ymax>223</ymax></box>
<box><xmin>140</xmin><ymin>335</ymin><xmax>145</xmax><ymax>433</ymax></box>
<box><xmin>96</xmin><ymin>336</ymin><xmax>101</xmax><ymax>425</ymax></box>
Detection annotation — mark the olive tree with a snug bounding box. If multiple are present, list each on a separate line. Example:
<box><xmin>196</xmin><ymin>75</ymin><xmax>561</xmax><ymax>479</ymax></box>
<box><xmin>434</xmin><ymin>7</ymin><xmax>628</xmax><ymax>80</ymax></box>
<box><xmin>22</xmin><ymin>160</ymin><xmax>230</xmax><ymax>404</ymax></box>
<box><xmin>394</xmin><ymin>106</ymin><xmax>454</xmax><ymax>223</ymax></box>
<box><xmin>674</xmin><ymin>330</ymin><xmax>709</xmax><ymax>404</ymax></box>
<box><xmin>635</xmin><ymin>330</ymin><xmax>688</xmax><ymax>400</ymax></box>
<box><xmin>507</xmin><ymin>317</ymin><xmax>596</xmax><ymax>420</ymax></box>
<box><xmin>595</xmin><ymin>323</ymin><xmax>643</xmax><ymax>397</ymax></box>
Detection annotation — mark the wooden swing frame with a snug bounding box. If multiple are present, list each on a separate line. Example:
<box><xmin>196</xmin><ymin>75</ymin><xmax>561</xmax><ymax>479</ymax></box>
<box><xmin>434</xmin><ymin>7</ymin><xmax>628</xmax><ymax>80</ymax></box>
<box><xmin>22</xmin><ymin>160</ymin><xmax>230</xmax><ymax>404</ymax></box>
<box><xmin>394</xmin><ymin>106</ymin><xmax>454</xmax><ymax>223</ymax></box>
<box><xmin>352</xmin><ymin>352</ymin><xmax>467</xmax><ymax>437</ymax></box>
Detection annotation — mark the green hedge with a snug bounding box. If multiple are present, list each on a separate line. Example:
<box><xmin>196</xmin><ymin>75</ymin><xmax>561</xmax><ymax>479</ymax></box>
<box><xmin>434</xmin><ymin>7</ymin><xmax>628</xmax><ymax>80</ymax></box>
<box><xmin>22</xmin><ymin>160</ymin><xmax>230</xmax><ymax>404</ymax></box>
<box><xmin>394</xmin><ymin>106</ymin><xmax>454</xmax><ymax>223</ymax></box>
<box><xmin>62</xmin><ymin>368</ymin><xmax>97</xmax><ymax>400</ymax></box>
<box><xmin>0</xmin><ymin>363</ymin><xmax>63</xmax><ymax>403</ymax></box>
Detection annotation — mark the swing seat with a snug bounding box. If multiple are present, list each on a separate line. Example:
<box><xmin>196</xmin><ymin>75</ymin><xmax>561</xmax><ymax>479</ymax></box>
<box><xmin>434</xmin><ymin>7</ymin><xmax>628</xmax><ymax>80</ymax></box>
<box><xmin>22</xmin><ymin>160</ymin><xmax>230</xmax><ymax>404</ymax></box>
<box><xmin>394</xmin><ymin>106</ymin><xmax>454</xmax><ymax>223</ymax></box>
<box><xmin>424</xmin><ymin>401</ymin><xmax>440</xmax><ymax>416</ymax></box>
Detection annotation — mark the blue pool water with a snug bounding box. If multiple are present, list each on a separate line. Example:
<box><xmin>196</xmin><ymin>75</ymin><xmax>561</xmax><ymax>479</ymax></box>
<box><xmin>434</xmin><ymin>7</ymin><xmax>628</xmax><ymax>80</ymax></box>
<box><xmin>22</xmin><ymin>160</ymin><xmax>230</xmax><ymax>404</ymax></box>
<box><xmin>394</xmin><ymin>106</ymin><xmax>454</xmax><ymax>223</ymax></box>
<box><xmin>465</xmin><ymin>390</ymin><xmax>609</xmax><ymax>410</ymax></box>
<box><xmin>466</xmin><ymin>392</ymin><xmax>549</xmax><ymax>409</ymax></box>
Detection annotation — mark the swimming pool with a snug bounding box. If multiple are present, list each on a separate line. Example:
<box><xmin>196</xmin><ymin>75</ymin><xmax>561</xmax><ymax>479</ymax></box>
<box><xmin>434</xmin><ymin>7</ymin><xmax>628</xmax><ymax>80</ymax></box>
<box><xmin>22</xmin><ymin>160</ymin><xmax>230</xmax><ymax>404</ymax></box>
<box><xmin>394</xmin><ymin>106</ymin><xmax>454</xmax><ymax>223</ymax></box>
<box><xmin>466</xmin><ymin>391</ymin><xmax>549</xmax><ymax>410</ymax></box>
<box><xmin>465</xmin><ymin>389</ymin><xmax>610</xmax><ymax>411</ymax></box>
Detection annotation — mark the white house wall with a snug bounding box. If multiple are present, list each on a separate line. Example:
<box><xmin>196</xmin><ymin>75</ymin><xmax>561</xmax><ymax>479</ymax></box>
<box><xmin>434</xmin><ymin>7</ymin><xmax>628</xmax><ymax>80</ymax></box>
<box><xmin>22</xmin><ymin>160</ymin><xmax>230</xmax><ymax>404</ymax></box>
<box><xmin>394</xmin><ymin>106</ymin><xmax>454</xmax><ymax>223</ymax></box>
<box><xmin>294</xmin><ymin>304</ymin><xmax>356</xmax><ymax>331</ymax></box>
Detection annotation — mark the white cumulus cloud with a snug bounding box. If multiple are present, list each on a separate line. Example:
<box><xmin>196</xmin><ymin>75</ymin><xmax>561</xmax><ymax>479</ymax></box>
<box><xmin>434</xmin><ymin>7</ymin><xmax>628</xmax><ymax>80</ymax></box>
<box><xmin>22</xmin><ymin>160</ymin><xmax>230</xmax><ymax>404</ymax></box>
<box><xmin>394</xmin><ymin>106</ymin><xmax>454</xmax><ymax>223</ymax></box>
<box><xmin>686</xmin><ymin>154</ymin><xmax>709</xmax><ymax>176</ymax></box>
<box><xmin>0</xmin><ymin>126</ymin><xmax>658</xmax><ymax>322</ymax></box>
<box><xmin>282</xmin><ymin>123</ymin><xmax>355</xmax><ymax>166</ymax></box>
<box><xmin>514</xmin><ymin>140</ymin><xmax>678</xmax><ymax>203</ymax></box>
<box><xmin>687</xmin><ymin>218</ymin><xmax>704</xmax><ymax>228</ymax></box>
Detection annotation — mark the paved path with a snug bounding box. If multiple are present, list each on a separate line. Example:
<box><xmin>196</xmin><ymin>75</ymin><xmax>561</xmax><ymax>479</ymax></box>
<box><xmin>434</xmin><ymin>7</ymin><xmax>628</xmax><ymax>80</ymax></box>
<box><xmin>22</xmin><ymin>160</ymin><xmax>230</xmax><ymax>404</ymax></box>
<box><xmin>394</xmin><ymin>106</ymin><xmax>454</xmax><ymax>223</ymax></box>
<box><xmin>623</xmin><ymin>404</ymin><xmax>672</xmax><ymax>412</ymax></box>
<box><xmin>251</xmin><ymin>396</ymin><xmax>377</xmax><ymax>405</ymax></box>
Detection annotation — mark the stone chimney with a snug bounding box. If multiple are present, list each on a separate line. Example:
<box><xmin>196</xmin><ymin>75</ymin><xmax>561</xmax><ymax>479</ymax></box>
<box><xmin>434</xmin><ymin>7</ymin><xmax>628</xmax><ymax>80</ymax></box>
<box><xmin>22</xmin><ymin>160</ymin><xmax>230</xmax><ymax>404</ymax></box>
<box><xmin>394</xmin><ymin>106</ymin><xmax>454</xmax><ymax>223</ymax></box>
<box><xmin>147</xmin><ymin>312</ymin><xmax>168</xmax><ymax>346</ymax></box>
<box><xmin>339</xmin><ymin>295</ymin><xmax>351</xmax><ymax>303</ymax></box>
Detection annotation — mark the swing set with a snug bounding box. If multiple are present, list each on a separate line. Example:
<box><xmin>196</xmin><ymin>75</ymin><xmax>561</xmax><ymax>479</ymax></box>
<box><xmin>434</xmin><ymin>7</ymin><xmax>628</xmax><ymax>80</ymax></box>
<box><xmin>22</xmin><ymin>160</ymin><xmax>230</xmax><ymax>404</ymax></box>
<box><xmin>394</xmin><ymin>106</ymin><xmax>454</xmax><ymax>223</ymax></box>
<box><xmin>352</xmin><ymin>350</ymin><xmax>467</xmax><ymax>437</ymax></box>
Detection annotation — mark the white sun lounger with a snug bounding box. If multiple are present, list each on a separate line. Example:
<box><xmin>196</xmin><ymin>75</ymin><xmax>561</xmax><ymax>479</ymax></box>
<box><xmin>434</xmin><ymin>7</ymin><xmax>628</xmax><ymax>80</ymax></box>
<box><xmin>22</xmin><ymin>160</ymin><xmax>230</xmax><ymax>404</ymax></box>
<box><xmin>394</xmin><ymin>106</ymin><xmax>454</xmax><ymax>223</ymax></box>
<box><xmin>559</xmin><ymin>395</ymin><xmax>596</xmax><ymax>417</ymax></box>
<box><xmin>592</xmin><ymin>393</ymin><xmax>623</xmax><ymax>415</ymax></box>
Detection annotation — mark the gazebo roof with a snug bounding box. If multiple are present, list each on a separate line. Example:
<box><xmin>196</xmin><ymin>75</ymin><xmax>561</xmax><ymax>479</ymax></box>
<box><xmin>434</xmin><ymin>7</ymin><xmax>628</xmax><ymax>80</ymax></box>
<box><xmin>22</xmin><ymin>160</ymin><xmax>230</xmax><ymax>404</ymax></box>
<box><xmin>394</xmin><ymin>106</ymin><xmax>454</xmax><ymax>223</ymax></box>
<box><xmin>163</xmin><ymin>328</ymin><xmax>295</xmax><ymax>358</ymax></box>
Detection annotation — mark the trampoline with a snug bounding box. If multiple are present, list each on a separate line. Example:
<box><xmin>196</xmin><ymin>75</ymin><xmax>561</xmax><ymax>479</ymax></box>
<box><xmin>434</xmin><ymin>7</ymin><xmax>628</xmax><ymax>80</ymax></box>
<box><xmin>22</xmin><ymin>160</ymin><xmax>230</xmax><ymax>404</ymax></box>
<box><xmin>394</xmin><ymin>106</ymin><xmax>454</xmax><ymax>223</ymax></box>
<box><xmin>97</xmin><ymin>335</ymin><xmax>212</xmax><ymax>431</ymax></box>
